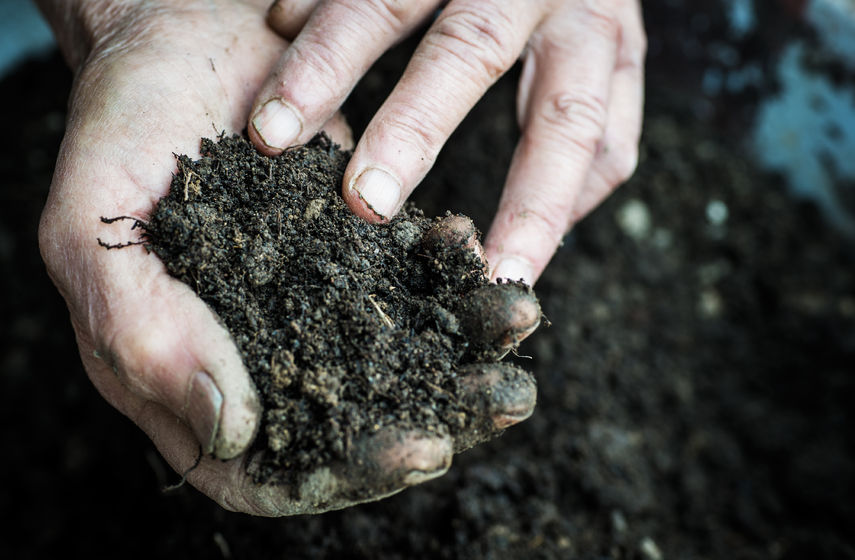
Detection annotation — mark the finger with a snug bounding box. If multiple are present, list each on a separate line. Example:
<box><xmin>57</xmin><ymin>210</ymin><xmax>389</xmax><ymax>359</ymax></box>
<box><xmin>249</xmin><ymin>0</ymin><xmax>439</xmax><ymax>155</ymax></box>
<box><xmin>267</xmin><ymin>0</ymin><xmax>320</xmax><ymax>40</ymax></box>
<box><xmin>571</xmin><ymin>5</ymin><xmax>646</xmax><ymax>218</ymax></box>
<box><xmin>483</xmin><ymin>4</ymin><xmax>622</xmax><ymax>285</ymax></box>
<box><xmin>246</xmin><ymin>428</ymin><xmax>453</xmax><ymax>515</ymax></box>
<box><xmin>456</xmin><ymin>282</ymin><xmax>541</xmax><ymax>360</ymax></box>
<box><xmin>423</xmin><ymin>214</ymin><xmax>486</xmax><ymax>263</ymax></box>
<box><xmin>422</xmin><ymin>214</ymin><xmax>488</xmax><ymax>277</ymax></box>
<box><xmin>345</xmin><ymin>428</ymin><xmax>453</xmax><ymax>490</ymax></box>
<box><xmin>322</xmin><ymin>111</ymin><xmax>355</xmax><ymax>150</ymax></box>
<box><xmin>341</xmin><ymin>1</ymin><xmax>545</xmax><ymax>222</ymax></box>
<box><xmin>454</xmin><ymin>363</ymin><xmax>537</xmax><ymax>452</ymax></box>
<box><xmin>87</xmin><ymin>252</ymin><xmax>261</xmax><ymax>460</ymax></box>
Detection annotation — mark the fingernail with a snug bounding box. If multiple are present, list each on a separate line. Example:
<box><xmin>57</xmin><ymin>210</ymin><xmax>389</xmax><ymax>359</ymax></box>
<box><xmin>252</xmin><ymin>98</ymin><xmax>302</xmax><ymax>151</ymax></box>
<box><xmin>350</xmin><ymin>167</ymin><xmax>402</xmax><ymax>220</ymax></box>
<box><xmin>403</xmin><ymin>468</ymin><xmax>448</xmax><ymax>486</ymax></box>
<box><xmin>464</xmin><ymin>365</ymin><xmax>537</xmax><ymax>429</ymax></box>
<box><xmin>491</xmin><ymin>256</ymin><xmax>534</xmax><ymax>285</ymax></box>
<box><xmin>187</xmin><ymin>372</ymin><xmax>223</xmax><ymax>455</ymax></box>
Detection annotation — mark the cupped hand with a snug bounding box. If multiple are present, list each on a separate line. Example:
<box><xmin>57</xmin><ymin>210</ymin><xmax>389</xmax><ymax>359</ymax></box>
<box><xmin>37</xmin><ymin>0</ymin><xmax>539</xmax><ymax>515</ymax></box>
<box><xmin>250</xmin><ymin>0</ymin><xmax>646</xmax><ymax>286</ymax></box>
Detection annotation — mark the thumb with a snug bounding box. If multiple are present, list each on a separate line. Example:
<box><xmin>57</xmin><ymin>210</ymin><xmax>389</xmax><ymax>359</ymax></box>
<box><xmin>94</xmin><ymin>265</ymin><xmax>260</xmax><ymax>459</ymax></box>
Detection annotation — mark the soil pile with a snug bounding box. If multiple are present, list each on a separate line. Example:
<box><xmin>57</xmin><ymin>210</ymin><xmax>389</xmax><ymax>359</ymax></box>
<box><xmin>144</xmin><ymin>134</ymin><xmax>529</xmax><ymax>481</ymax></box>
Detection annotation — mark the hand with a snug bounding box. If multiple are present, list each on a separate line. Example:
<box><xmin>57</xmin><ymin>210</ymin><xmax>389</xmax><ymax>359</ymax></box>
<box><xmin>37</xmin><ymin>0</ymin><xmax>539</xmax><ymax>515</ymax></box>
<box><xmin>249</xmin><ymin>0</ymin><xmax>646</xmax><ymax>286</ymax></box>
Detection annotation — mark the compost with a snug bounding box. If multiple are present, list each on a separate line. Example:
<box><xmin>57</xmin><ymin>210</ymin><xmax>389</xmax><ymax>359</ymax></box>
<box><xmin>142</xmin><ymin>133</ymin><xmax>533</xmax><ymax>481</ymax></box>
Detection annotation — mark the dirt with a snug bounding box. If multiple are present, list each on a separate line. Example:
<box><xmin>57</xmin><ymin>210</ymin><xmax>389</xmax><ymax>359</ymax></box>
<box><xmin>135</xmin><ymin>132</ymin><xmax>533</xmax><ymax>483</ymax></box>
<box><xmin>2</xmin><ymin>1</ymin><xmax>855</xmax><ymax>558</ymax></box>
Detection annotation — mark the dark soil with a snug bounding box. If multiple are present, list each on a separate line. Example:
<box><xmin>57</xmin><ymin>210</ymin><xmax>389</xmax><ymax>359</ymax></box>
<box><xmin>141</xmin><ymin>133</ymin><xmax>527</xmax><ymax>482</ymax></box>
<box><xmin>2</xmin><ymin>2</ymin><xmax>855</xmax><ymax>558</ymax></box>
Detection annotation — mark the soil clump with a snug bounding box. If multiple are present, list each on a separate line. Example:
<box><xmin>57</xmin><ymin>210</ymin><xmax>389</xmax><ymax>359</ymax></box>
<box><xmin>143</xmin><ymin>133</ymin><xmax>530</xmax><ymax>481</ymax></box>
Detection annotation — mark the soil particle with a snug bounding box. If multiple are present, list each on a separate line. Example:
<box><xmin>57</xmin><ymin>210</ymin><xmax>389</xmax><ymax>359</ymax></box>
<box><xmin>143</xmin><ymin>133</ymin><xmax>536</xmax><ymax>482</ymax></box>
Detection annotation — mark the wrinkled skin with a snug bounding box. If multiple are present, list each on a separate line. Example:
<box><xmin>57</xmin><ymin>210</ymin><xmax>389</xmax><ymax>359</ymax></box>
<box><xmin>253</xmin><ymin>0</ymin><xmax>646</xmax><ymax>285</ymax></box>
<box><xmin>35</xmin><ymin>0</ymin><xmax>540</xmax><ymax>515</ymax></box>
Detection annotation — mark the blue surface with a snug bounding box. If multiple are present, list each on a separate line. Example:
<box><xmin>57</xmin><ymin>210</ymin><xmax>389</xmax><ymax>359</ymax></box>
<box><xmin>0</xmin><ymin>0</ymin><xmax>55</xmax><ymax>80</ymax></box>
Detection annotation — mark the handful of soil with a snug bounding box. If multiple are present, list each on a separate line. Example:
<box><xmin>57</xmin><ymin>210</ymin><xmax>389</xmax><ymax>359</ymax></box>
<box><xmin>143</xmin><ymin>134</ymin><xmax>538</xmax><ymax>483</ymax></box>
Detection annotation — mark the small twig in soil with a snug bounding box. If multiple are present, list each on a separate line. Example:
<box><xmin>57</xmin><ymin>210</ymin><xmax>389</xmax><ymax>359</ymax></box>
<box><xmin>540</xmin><ymin>312</ymin><xmax>553</xmax><ymax>328</ymax></box>
<box><xmin>367</xmin><ymin>294</ymin><xmax>395</xmax><ymax>328</ymax></box>
<box><xmin>511</xmin><ymin>348</ymin><xmax>533</xmax><ymax>360</ymax></box>
<box><xmin>178</xmin><ymin>162</ymin><xmax>200</xmax><ymax>202</ymax></box>
<box><xmin>423</xmin><ymin>379</ymin><xmax>451</xmax><ymax>397</ymax></box>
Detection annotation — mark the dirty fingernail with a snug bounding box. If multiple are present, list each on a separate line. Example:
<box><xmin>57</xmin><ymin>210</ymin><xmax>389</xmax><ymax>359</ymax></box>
<box><xmin>402</xmin><ymin>467</ymin><xmax>449</xmax><ymax>486</ymax></box>
<box><xmin>462</xmin><ymin>364</ymin><xmax>537</xmax><ymax>428</ymax></box>
<box><xmin>187</xmin><ymin>371</ymin><xmax>223</xmax><ymax>455</ymax></box>
<box><xmin>252</xmin><ymin>98</ymin><xmax>302</xmax><ymax>151</ymax></box>
<box><xmin>493</xmin><ymin>398</ymin><xmax>537</xmax><ymax>430</ymax></box>
<box><xmin>491</xmin><ymin>256</ymin><xmax>534</xmax><ymax>285</ymax></box>
<box><xmin>351</xmin><ymin>167</ymin><xmax>402</xmax><ymax>220</ymax></box>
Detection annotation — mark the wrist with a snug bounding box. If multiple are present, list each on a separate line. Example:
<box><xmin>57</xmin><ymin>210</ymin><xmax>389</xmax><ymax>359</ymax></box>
<box><xmin>33</xmin><ymin>0</ymin><xmax>147</xmax><ymax>71</ymax></box>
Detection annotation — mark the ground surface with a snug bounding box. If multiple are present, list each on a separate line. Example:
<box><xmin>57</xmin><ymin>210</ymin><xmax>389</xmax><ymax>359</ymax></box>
<box><xmin>1</xmin><ymin>2</ymin><xmax>854</xmax><ymax>558</ymax></box>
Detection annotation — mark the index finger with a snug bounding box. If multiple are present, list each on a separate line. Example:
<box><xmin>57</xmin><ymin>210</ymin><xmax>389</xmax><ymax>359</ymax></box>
<box><xmin>484</xmin><ymin>4</ymin><xmax>624</xmax><ymax>285</ymax></box>
<box><xmin>249</xmin><ymin>0</ymin><xmax>438</xmax><ymax>155</ymax></box>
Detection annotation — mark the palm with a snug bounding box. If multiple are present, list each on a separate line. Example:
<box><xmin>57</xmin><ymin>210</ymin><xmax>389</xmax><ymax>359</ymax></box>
<box><xmin>42</xmin><ymin>2</ymin><xmax>333</xmax><ymax>513</ymax></box>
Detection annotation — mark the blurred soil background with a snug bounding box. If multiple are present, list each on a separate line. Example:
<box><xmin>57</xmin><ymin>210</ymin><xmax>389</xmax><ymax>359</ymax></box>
<box><xmin>1</xmin><ymin>1</ymin><xmax>853</xmax><ymax>558</ymax></box>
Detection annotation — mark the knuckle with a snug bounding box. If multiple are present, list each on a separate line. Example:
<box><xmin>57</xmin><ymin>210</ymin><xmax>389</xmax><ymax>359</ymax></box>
<box><xmin>636</xmin><ymin>27</ymin><xmax>649</xmax><ymax>58</ymax></box>
<box><xmin>289</xmin><ymin>40</ymin><xmax>355</xmax><ymax>87</ymax></box>
<box><xmin>520</xmin><ymin>198</ymin><xmax>574</xmax><ymax>244</ymax></box>
<box><xmin>581</xmin><ymin>1</ymin><xmax>622</xmax><ymax>42</ymax></box>
<box><xmin>427</xmin><ymin>4</ymin><xmax>517</xmax><ymax>81</ymax></box>
<box><xmin>619</xmin><ymin>31</ymin><xmax>647</xmax><ymax>72</ymax></box>
<box><xmin>538</xmin><ymin>90</ymin><xmax>609</xmax><ymax>158</ymax></box>
<box><xmin>358</xmin><ymin>0</ymin><xmax>411</xmax><ymax>30</ymax></box>
<box><xmin>107</xmin><ymin>323</ymin><xmax>174</xmax><ymax>393</ymax></box>
<box><xmin>586</xmin><ymin>141</ymin><xmax>638</xmax><ymax>206</ymax></box>
<box><xmin>380</xmin><ymin>104</ymin><xmax>445</xmax><ymax>162</ymax></box>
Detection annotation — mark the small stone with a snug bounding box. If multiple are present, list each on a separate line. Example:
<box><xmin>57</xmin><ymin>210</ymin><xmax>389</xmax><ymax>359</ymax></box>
<box><xmin>303</xmin><ymin>198</ymin><xmax>326</xmax><ymax>221</ymax></box>
<box><xmin>639</xmin><ymin>537</ymin><xmax>663</xmax><ymax>560</ymax></box>
<box><xmin>698</xmin><ymin>289</ymin><xmax>723</xmax><ymax>318</ymax></box>
<box><xmin>705</xmin><ymin>199</ymin><xmax>729</xmax><ymax>226</ymax></box>
<box><xmin>616</xmin><ymin>198</ymin><xmax>652</xmax><ymax>240</ymax></box>
<box><xmin>611</xmin><ymin>510</ymin><xmax>628</xmax><ymax>534</ymax></box>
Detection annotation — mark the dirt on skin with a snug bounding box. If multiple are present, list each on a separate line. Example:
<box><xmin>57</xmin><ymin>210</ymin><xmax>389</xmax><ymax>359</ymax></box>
<box><xmin>140</xmin><ymin>133</ymin><xmax>534</xmax><ymax>483</ymax></box>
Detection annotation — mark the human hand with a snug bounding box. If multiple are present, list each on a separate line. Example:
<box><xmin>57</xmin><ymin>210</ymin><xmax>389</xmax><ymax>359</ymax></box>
<box><xmin>36</xmin><ymin>0</ymin><xmax>539</xmax><ymax>515</ymax></box>
<box><xmin>249</xmin><ymin>0</ymin><xmax>646</xmax><ymax>286</ymax></box>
